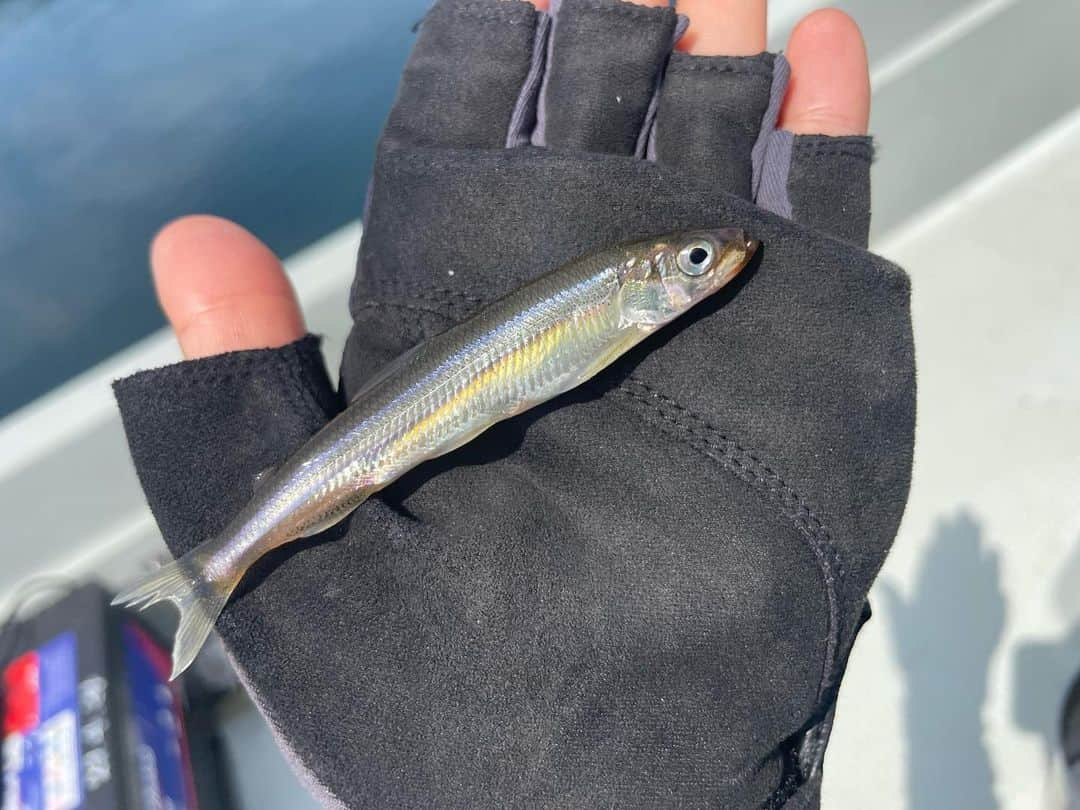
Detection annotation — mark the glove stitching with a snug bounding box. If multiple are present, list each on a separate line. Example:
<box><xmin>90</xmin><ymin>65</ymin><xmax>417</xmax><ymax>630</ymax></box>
<box><xmin>375</xmin><ymin>150</ymin><xmax>884</xmax><ymax>258</ymax></box>
<box><xmin>563</xmin><ymin>2</ymin><xmax>676</xmax><ymax>21</ymax></box>
<box><xmin>357</xmin><ymin>298</ymin><xmax>846</xmax><ymax>711</ymax></box>
<box><xmin>358</xmin><ymin>297</ymin><xmax>840</xmax><ymax>564</ymax></box>
<box><xmin>793</xmin><ymin>135</ymin><xmax>873</xmax><ymax>163</ymax></box>
<box><xmin>275</xmin><ymin>346</ymin><xmax>334</xmax><ymax>428</ymax></box>
<box><xmin>117</xmin><ymin>355</ymin><xmax>280</xmax><ymax>392</ymax></box>
<box><xmin>355</xmin><ymin>299</ymin><xmax>459</xmax><ymax>321</ymax></box>
<box><xmin>791</xmin><ymin>146</ymin><xmax>873</xmax><ymax>163</ymax></box>
<box><xmin>362</xmin><ymin>283</ymin><xmax>489</xmax><ymax>309</ymax></box>
<box><xmin>113</xmin><ymin>336</ymin><xmax>325</xmax><ymax>393</ymax></box>
<box><xmin>615</xmin><ymin>380</ymin><xmax>844</xmax><ymax>801</ymax></box>
<box><xmin>386</xmin><ymin>144</ymin><xmax>883</xmax><ymax>181</ymax></box>
<box><xmin>616</xmin><ymin>379</ymin><xmax>843</xmax><ymax>675</ymax></box>
<box><xmin>118</xmin><ymin>367</ymin><xmax>260</xmax><ymax>398</ymax></box>
<box><xmin>665</xmin><ymin>62</ymin><xmax>774</xmax><ymax>78</ymax></box>
<box><xmin>361</xmin><ymin>299</ymin><xmax>841</xmax><ymax>570</ymax></box>
<box><xmin>394</xmin><ymin>284</ymin><xmax>485</xmax><ymax>306</ymax></box>
<box><xmin>795</xmin><ymin>134</ymin><xmax>872</xmax><ymax>148</ymax></box>
<box><xmin>117</xmin><ymin>342</ymin><xmax>333</xmax><ymax>433</ymax></box>
<box><xmin>431</xmin><ymin>13</ymin><xmax>533</xmax><ymax>25</ymax></box>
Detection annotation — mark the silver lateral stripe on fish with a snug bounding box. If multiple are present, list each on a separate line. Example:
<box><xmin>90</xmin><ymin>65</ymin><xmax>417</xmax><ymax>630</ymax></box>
<box><xmin>113</xmin><ymin>228</ymin><xmax>758</xmax><ymax>678</ymax></box>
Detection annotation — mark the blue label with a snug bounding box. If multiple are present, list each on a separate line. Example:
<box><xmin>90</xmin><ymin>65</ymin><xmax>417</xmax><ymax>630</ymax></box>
<box><xmin>122</xmin><ymin>622</ymin><xmax>197</xmax><ymax>810</ymax></box>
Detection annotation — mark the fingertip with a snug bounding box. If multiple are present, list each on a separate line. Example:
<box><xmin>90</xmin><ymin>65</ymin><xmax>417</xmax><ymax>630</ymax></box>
<box><xmin>150</xmin><ymin>215</ymin><xmax>275</xmax><ymax>288</ymax></box>
<box><xmin>779</xmin><ymin>8</ymin><xmax>870</xmax><ymax>136</ymax></box>
<box><xmin>151</xmin><ymin>215</ymin><xmax>306</xmax><ymax>359</ymax></box>
<box><xmin>675</xmin><ymin>0</ymin><xmax>767</xmax><ymax>56</ymax></box>
<box><xmin>527</xmin><ymin>0</ymin><xmax>665</xmax><ymax>9</ymax></box>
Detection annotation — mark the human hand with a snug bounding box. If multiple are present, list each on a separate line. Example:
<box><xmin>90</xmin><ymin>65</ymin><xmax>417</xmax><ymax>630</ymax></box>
<box><xmin>116</xmin><ymin>2</ymin><xmax>912</xmax><ymax>807</ymax></box>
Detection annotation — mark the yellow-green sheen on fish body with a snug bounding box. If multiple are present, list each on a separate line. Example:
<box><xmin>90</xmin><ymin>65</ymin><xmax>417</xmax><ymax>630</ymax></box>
<box><xmin>113</xmin><ymin>228</ymin><xmax>758</xmax><ymax>678</ymax></box>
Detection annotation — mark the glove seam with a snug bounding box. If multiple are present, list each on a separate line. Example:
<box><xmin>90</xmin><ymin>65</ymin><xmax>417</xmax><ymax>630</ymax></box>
<box><xmin>373</xmin><ymin>145</ymin><xmax>908</xmax><ymax>281</ymax></box>
<box><xmin>355</xmin><ymin>300</ymin><xmax>842</xmax><ymax>793</ymax></box>
<box><xmin>559</xmin><ymin>1</ymin><xmax>677</xmax><ymax>21</ymax></box>
<box><xmin>794</xmin><ymin>134</ymin><xmax>872</xmax><ymax>147</ymax></box>
<box><xmin>614</xmin><ymin>378</ymin><xmax>844</xmax><ymax>682</ymax></box>
<box><xmin>355</xmin><ymin>299</ymin><xmax>847</xmax><ymax>714</ymax></box>
<box><xmin>666</xmin><ymin>63</ymin><xmax>773</xmax><ymax>77</ymax></box>
<box><xmin>431</xmin><ymin>13</ymin><xmax>534</xmax><ymax>25</ymax></box>
<box><xmin>401</xmin><ymin>284</ymin><xmax>485</xmax><ymax>306</ymax></box>
<box><xmin>792</xmin><ymin>135</ymin><xmax>874</xmax><ymax>163</ymax></box>
<box><xmin>620</xmin><ymin>378</ymin><xmax>842</xmax><ymax>804</ymax></box>
<box><xmin>115</xmin><ymin>352</ymin><xmax>290</xmax><ymax>393</ymax></box>
<box><xmin>791</xmin><ymin>146</ymin><xmax>873</xmax><ymax>162</ymax></box>
<box><xmin>279</xmin><ymin>342</ymin><xmax>337</xmax><ymax>427</ymax></box>
<box><xmin>114</xmin><ymin>337</ymin><xmax>332</xmax><ymax>429</ymax></box>
<box><xmin>113</xmin><ymin>335</ymin><xmax>322</xmax><ymax>388</ymax></box>
<box><xmin>665</xmin><ymin>53</ymin><xmax>775</xmax><ymax>79</ymax></box>
<box><xmin>355</xmin><ymin>299</ymin><xmax>461</xmax><ymax>322</ymax></box>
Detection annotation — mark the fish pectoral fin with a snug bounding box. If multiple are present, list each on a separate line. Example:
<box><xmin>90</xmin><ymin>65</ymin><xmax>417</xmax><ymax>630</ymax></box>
<box><xmin>350</xmin><ymin>341</ymin><xmax>428</xmax><ymax>404</ymax></box>
<box><xmin>298</xmin><ymin>490</ymin><xmax>373</xmax><ymax>538</ymax></box>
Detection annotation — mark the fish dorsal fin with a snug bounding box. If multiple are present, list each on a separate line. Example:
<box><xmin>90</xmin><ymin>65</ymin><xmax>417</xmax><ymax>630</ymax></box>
<box><xmin>254</xmin><ymin>465</ymin><xmax>276</xmax><ymax>490</ymax></box>
<box><xmin>349</xmin><ymin>340</ymin><xmax>427</xmax><ymax>404</ymax></box>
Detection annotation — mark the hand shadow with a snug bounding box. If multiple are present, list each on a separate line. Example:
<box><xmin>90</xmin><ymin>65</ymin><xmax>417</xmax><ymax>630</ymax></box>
<box><xmin>1012</xmin><ymin>531</ymin><xmax>1080</xmax><ymax>804</ymax></box>
<box><xmin>881</xmin><ymin>511</ymin><xmax>1006</xmax><ymax>809</ymax></box>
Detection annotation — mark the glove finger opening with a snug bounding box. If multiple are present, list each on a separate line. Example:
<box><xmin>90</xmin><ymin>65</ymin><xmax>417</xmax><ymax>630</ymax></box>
<box><xmin>383</xmin><ymin>0</ymin><xmax>540</xmax><ymax>150</ymax></box>
<box><xmin>756</xmin><ymin>132</ymin><xmax>874</xmax><ymax>248</ymax></box>
<box><xmin>651</xmin><ymin>52</ymin><xmax>777</xmax><ymax>200</ymax></box>
<box><xmin>533</xmin><ymin>0</ymin><xmax>678</xmax><ymax>156</ymax></box>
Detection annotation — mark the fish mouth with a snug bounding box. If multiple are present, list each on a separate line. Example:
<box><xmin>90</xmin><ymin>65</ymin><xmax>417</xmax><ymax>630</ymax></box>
<box><xmin>728</xmin><ymin>228</ymin><xmax>758</xmax><ymax>255</ymax></box>
<box><xmin>707</xmin><ymin>227</ymin><xmax>758</xmax><ymax>258</ymax></box>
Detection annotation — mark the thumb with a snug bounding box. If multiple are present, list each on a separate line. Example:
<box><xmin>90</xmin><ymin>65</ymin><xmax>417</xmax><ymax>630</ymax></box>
<box><xmin>151</xmin><ymin>215</ymin><xmax>306</xmax><ymax>359</ymax></box>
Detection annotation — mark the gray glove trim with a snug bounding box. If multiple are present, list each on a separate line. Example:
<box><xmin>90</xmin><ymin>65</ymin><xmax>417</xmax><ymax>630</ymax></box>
<box><xmin>507</xmin><ymin>11</ymin><xmax>551</xmax><ymax>148</ymax></box>
<box><xmin>751</xmin><ymin>53</ymin><xmax>792</xmax><ymax>201</ymax></box>
<box><xmin>757</xmin><ymin>128</ymin><xmax>796</xmax><ymax>219</ymax></box>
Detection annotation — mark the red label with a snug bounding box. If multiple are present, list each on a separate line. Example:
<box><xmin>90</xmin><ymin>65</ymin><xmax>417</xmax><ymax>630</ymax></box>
<box><xmin>3</xmin><ymin>651</ymin><xmax>41</xmax><ymax>735</ymax></box>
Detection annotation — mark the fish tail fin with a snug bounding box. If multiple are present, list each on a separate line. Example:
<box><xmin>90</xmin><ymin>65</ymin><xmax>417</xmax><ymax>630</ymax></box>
<box><xmin>111</xmin><ymin>549</ymin><xmax>236</xmax><ymax>680</ymax></box>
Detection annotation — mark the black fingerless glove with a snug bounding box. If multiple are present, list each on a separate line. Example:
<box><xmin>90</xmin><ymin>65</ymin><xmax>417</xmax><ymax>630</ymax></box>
<box><xmin>115</xmin><ymin>1</ymin><xmax>914</xmax><ymax>806</ymax></box>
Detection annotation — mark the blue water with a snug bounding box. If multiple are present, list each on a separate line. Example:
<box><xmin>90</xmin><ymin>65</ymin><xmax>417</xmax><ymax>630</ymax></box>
<box><xmin>0</xmin><ymin>0</ymin><xmax>428</xmax><ymax>416</ymax></box>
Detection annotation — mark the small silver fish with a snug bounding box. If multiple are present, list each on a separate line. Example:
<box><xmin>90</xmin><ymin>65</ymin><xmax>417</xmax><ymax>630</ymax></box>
<box><xmin>114</xmin><ymin>228</ymin><xmax>758</xmax><ymax>678</ymax></box>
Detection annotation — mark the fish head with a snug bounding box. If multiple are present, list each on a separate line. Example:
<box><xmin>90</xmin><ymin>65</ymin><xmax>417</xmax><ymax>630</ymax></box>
<box><xmin>616</xmin><ymin>228</ymin><xmax>758</xmax><ymax>327</ymax></box>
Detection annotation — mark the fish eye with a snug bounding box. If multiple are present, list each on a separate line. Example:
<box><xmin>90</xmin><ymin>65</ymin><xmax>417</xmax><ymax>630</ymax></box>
<box><xmin>676</xmin><ymin>240</ymin><xmax>715</xmax><ymax>276</ymax></box>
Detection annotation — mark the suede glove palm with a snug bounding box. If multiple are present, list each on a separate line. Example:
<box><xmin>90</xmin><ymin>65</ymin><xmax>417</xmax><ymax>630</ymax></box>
<box><xmin>115</xmin><ymin>1</ymin><xmax>915</xmax><ymax>807</ymax></box>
